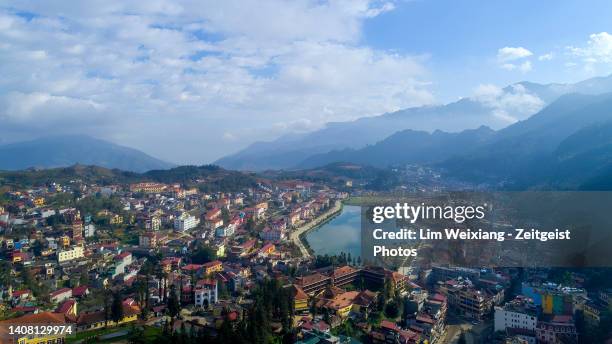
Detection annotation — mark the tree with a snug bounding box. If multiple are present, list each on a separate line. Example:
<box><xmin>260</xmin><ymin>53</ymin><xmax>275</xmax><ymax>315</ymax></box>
<box><xmin>192</xmin><ymin>243</ymin><xmax>217</xmax><ymax>264</ymax></box>
<box><xmin>167</xmin><ymin>284</ymin><xmax>180</xmax><ymax>324</ymax></box>
<box><xmin>221</xmin><ymin>208</ymin><xmax>231</xmax><ymax>224</ymax></box>
<box><xmin>103</xmin><ymin>289</ymin><xmax>112</xmax><ymax>327</ymax></box>
<box><xmin>111</xmin><ymin>291</ymin><xmax>124</xmax><ymax>324</ymax></box>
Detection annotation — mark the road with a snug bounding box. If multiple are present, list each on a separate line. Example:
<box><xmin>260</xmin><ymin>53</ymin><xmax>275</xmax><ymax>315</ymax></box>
<box><xmin>289</xmin><ymin>200</ymin><xmax>342</xmax><ymax>258</ymax></box>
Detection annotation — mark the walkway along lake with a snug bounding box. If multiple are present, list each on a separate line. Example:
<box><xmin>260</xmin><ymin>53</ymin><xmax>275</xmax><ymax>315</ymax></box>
<box><xmin>305</xmin><ymin>204</ymin><xmax>362</xmax><ymax>259</ymax></box>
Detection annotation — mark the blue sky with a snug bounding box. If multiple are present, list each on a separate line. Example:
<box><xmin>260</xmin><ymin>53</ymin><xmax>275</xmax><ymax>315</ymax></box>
<box><xmin>364</xmin><ymin>0</ymin><xmax>612</xmax><ymax>101</ymax></box>
<box><xmin>1</xmin><ymin>0</ymin><xmax>612</xmax><ymax>163</ymax></box>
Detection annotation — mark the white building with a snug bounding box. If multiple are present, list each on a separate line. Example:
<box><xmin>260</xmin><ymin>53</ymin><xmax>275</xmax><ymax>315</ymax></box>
<box><xmin>174</xmin><ymin>213</ymin><xmax>199</xmax><ymax>231</ymax></box>
<box><xmin>215</xmin><ymin>225</ymin><xmax>235</xmax><ymax>238</ymax></box>
<box><xmin>494</xmin><ymin>297</ymin><xmax>537</xmax><ymax>344</ymax></box>
<box><xmin>57</xmin><ymin>246</ymin><xmax>84</xmax><ymax>263</ymax></box>
<box><xmin>84</xmin><ymin>223</ymin><xmax>96</xmax><ymax>237</ymax></box>
<box><xmin>194</xmin><ymin>279</ymin><xmax>218</xmax><ymax>307</ymax></box>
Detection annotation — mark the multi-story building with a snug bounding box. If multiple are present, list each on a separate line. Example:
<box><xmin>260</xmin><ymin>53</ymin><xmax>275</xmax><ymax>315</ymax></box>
<box><xmin>174</xmin><ymin>213</ymin><xmax>199</xmax><ymax>231</ymax></box>
<box><xmin>535</xmin><ymin>315</ymin><xmax>577</xmax><ymax>344</ymax></box>
<box><xmin>495</xmin><ymin>296</ymin><xmax>537</xmax><ymax>343</ymax></box>
<box><xmin>194</xmin><ymin>279</ymin><xmax>218</xmax><ymax>307</ymax></box>
<box><xmin>57</xmin><ymin>245</ymin><xmax>84</xmax><ymax>263</ymax></box>
<box><xmin>215</xmin><ymin>225</ymin><xmax>234</xmax><ymax>238</ymax></box>
<box><xmin>130</xmin><ymin>182</ymin><xmax>167</xmax><ymax>193</ymax></box>
<box><xmin>0</xmin><ymin>312</ymin><xmax>69</xmax><ymax>344</ymax></box>
<box><xmin>441</xmin><ymin>279</ymin><xmax>492</xmax><ymax>320</ymax></box>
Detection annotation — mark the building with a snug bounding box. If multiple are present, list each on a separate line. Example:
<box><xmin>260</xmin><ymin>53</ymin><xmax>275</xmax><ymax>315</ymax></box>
<box><xmin>57</xmin><ymin>245</ymin><xmax>84</xmax><ymax>263</ymax></box>
<box><xmin>535</xmin><ymin>315</ymin><xmax>577</xmax><ymax>344</ymax></box>
<box><xmin>112</xmin><ymin>252</ymin><xmax>133</xmax><ymax>278</ymax></box>
<box><xmin>130</xmin><ymin>182</ymin><xmax>167</xmax><ymax>193</ymax></box>
<box><xmin>296</xmin><ymin>273</ymin><xmax>332</xmax><ymax>295</ymax></box>
<box><xmin>332</xmin><ymin>266</ymin><xmax>360</xmax><ymax>288</ymax></box>
<box><xmin>194</xmin><ymin>279</ymin><xmax>218</xmax><ymax>307</ymax></box>
<box><xmin>50</xmin><ymin>287</ymin><xmax>73</xmax><ymax>304</ymax></box>
<box><xmin>215</xmin><ymin>225</ymin><xmax>235</xmax><ymax>238</ymax></box>
<box><xmin>495</xmin><ymin>296</ymin><xmax>537</xmax><ymax>343</ymax></box>
<box><xmin>76</xmin><ymin>304</ymin><xmax>139</xmax><ymax>331</ymax></box>
<box><xmin>260</xmin><ymin>227</ymin><xmax>285</xmax><ymax>241</ymax></box>
<box><xmin>257</xmin><ymin>243</ymin><xmax>276</xmax><ymax>257</ymax></box>
<box><xmin>441</xmin><ymin>279</ymin><xmax>492</xmax><ymax>320</ymax></box>
<box><xmin>289</xmin><ymin>285</ymin><xmax>309</xmax><ymax>313</ymax></box>
<box><xmin>203</xmin><ymin>260</ymin><xmax>223</xmax><ymax>275</ymax></box>
<box><xmin>174</xmin><ymin>213</ymin><xmax>199</xmax><ymax>231</ymax></box>
<box><xmin>0</xmin><ymin>312</ymin><xmax>69</xmax><ymax>344</ymax></box>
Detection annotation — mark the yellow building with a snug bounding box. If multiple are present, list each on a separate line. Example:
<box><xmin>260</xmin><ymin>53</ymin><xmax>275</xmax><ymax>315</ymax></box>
<box><xmin>203</xmin><ymin>260</ymin><xmax>223</xmax><ymax>275</ymax></box>
<box><xmin>215</xmin><ymin>244</ymin><xmax>226</xmax><ymax>258</ymax></box>
<box><xmin>76</xmin><ymin>305</ymin><xmax>139</xmax><ymax>332</ymax></box>
<box><xmin>290</xmin><ymin>285</ymin><xmax>309</xmax><ymax>313</ymax></box>
<box><xmin>60</xmin><ymin>235</ymin><xmax>71</xmax><ymax>248</ymax></box>
<box><xmin>0</xmin><ymin>312</ymin><xmax>69</xmax><ymax>344</ymax></box>
<box><xmin>33</xmin><ymin>197</ymin><xmax>45</xmax><ymax>207</ymax></box>
<box><xmin>110</xmin><ymin>214</ymin><xmax>123</xmax><ymax>225</ymax></box>
<box><xmin>58</xmin><ymin>246</ymin><xmax>84</xmax><ymax>263</ymax></box>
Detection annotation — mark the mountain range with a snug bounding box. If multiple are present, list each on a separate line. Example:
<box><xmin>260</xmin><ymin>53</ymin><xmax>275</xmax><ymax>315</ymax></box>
<box><xmin>216</xmin><ymin>74</ymin><xmax>612</xmax><ymax>171</ymax></box>
<box><xmin>295</xmin><ymin>92</ymin><xmax>612</xmax><ymax>189</ymax></box>
<box><xmin>0</xmin><ymin>135</ymin><xmax>174</xmax><ymax>173</ymax></box>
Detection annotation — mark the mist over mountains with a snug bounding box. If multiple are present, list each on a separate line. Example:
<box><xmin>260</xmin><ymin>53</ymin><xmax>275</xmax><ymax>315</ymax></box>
<box><xmin>0</xmin><ymin>135</ymin><xmax>174</xmax><ymax>173</ymax></box>
<box><xmin>216</xmin><ymin>74</ymin><xmax>612</xmax><ymax>171</ymax></box>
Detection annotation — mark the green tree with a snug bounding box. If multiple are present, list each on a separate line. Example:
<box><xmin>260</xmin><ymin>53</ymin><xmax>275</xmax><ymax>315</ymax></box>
<box><xmin>111</xmin><ymin>291</ymin><xmax>124</xmax><ymax>324</ymax></box>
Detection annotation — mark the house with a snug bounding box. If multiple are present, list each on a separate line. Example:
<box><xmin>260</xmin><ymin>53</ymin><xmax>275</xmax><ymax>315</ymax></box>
<box><xmin>261</xmin><ymin>227</ymin><xmax>285</xmax><ymax>242</ymax></box>
<box><xmin>57</xmin><ymin>245</ymin><xmax>84</xmax><ymax>263</ymax></box>
<box><xmin>203</xmin><ymin>260</ymin><xmax>223</xmax><ymax>275</ymax></box>
<box><xmin>174</xmin><ymin>213</ymin><xmax>199</xmax><ymax>231</ymax></box>
<box><xmin>289</xmin><ymin>285</ymin><xmax>309</xmax><ymax>313</ymax></box>
<box><xmin>0</xmin><ymin>312</ymin><xmax>69</xmax><ymax>344</ymax></box>
<box><xmin>55</xmin><ymin>299</ymin><xmax>77</xmax><ymax>317</ymax></box>
<box><xmin>257</xmin><ymin>243</ymin><xmax>275</xmax><ymax>258</ymax></box>
<box><xmin>72</xmin><ymin>285</ymin><xmax>90</xmax><ymax>298</ymax></box>
<box><xmin>76</xmin><ymin>304</ymin><xmax>139</xmax><ymax>331</ymax></box>
<box><xmin>194</xmin><ymin>279</ymin><xmax>218</xmax><ymax>308</ymax></box>
<box><xmin>50</xmin><ymin>288</ymin><xmax>73</xmax><ymax>304</ymax></box>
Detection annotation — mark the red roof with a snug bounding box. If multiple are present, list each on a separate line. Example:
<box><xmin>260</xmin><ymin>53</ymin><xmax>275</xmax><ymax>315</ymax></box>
<box><xmin>72</xmin><ymin>285</ymin><xmax>89</xmax><ymax>297</ymax></box>
<box><xmin>55</xmin><ymin>300</ymin><xmax>76</xmax><ymax>314</ymax></box>
<box><xmin>114</xmin><ymin>251</ymin><xmax>131</xmax><ymax>260</ymax></box>
<box><xmin>381</xmin><ymin>320</ymin><xmax>400</xmax><ymax>332</ymax></box>
<box><xmin>203</xmin><ymin>260</ymin><xmax>222</xmax><ymax>268</ymax></box>
<box><xmin>182</xmin><ymin>264</ymin><xmax>202</xmax><ymax>271</ymax></box>
<box><xmin>50</xmin><ymin>288</ymin><xmax>71</xmax><ymax>298</ymax></box>
<box><xmin>12</xmin><ymin>289</ymin><xmax>31</xmax><ymax>297</ymax></box>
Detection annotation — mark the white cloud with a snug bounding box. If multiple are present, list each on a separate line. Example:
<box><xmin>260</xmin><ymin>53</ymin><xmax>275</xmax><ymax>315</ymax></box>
<box><xmin>538</xmin><ymin>53</ymin><xmax>554</xmax><ymax>61</ymax></box>
<box><xmin>0</xmin><ymin>1</ymin><xmax>433</xmax><ymax>163</ymax></box>
<box><xmin>496</xmin><ymin>46</ymin><xmax>533</xmax><ymax>73</ymax></box>
<box><xmin>568</xmin><ymin>32</ymin><xmax>612</xmax><ymax>63</ymax></box>
<box><xmin>567</xmin><ymin>32</ymin><xmax>612</xmax><ymax>74</ymax></box>
<box><xmin>499</xmin><ymin>61</ymin><xmax>531</xmax><ymax>73</ymax></box>
<box><xmin>497</xmin><ymin>46</ymin><xmax>533</xmax><ymax>62</ymax></box>
<box><xmin>473</xmin><ymin>83</ymin><xmax>544</xmax><ymax>123</ymax></box>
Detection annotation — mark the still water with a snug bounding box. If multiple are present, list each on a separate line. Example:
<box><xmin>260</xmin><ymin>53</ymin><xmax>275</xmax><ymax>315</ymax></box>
<box><xmin>305</xmin><ymin>205</ymin><xmax>361</xmax><ymax>259</ymax></box>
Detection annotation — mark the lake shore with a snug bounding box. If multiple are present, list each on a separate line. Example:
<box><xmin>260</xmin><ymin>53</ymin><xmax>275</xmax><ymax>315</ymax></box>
<box><xmin>289</xmin><ymin>200</ymin><xmax>343</xmax><ymax>258</ymax></box>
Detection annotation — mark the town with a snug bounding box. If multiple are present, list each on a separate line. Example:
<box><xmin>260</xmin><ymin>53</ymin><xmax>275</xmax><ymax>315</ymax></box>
<box><xmin>0</xmin><ymin>165</ymin><xmax>610</xmax><ymax>344</ymax></box>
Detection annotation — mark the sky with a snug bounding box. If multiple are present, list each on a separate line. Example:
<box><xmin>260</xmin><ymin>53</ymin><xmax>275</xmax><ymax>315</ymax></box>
<box><xmin>1</xmin><ymin>0</ymin><xmax>612</xmax><ymax>164</ymax></box>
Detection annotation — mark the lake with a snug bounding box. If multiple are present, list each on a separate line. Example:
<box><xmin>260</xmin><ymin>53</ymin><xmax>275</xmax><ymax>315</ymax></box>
<box><xmin>305</xmin><ymin>204</ymin><xmax>362</xmax><ymax>259</ymax></box>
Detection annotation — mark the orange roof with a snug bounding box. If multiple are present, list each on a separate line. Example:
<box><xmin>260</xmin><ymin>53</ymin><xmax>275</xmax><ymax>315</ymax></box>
<box><xmin>291</xmin><ymin>285</ymin><xmax>308</xmax><ymax>301</ymax></box>
<box><xmin>0</xmin><ymin>312</ymin><xmax>66</xmax><ymax>326</ymax></box>
<box><xmin>333</xmin><ymin>265</ymin><xmax>357</xmax><ymax>278</ymax></box>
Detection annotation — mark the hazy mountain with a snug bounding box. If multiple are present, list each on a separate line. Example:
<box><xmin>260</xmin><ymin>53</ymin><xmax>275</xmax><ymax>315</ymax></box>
<box><xmin>298</xmin><ymin>126</ymin><xmax>495</xmax><ymax>168</ymax></box>
<box><xmin>0</xmin><ymin>135</ymin><xmax>174</xmax><ymax>173</ymax></box>
<box><xmin>440</xmin><ymin>92</ymin><xmax>612</xmax><ymax>189</ymax></box>
<box><xmin>216</xmin><ymin>74</ymin><xmax>612</xmax><ymax>171</ymax></box>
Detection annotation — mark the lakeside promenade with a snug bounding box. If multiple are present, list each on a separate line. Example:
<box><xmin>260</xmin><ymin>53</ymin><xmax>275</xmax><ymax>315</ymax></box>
<box><xmin>289</xmin><ymin>200</ymin><xmax>343</xmax><ymax>258</ymax></box>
